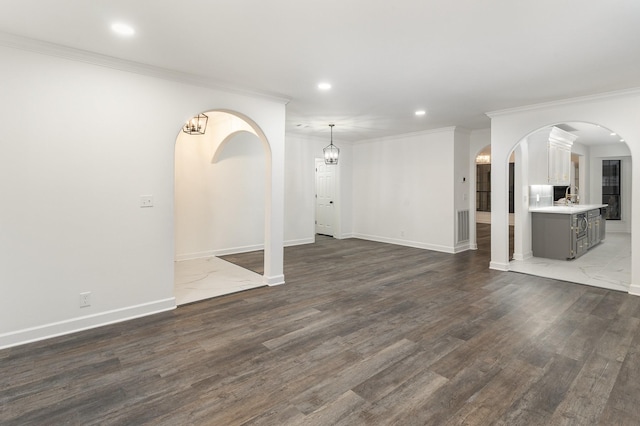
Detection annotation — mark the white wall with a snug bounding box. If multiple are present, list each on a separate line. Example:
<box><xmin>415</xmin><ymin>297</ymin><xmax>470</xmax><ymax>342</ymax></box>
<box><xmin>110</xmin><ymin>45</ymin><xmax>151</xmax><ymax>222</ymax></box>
<box><xmin>0</xmin><ymin>43</ymin><xmax>286</xmax><ymax>348</ymax></box>
<box><xmin>488</xmin><ymin>89</ymin><xmax>640</xmax><ymax>294</ymax></box>
<box><xmin>351</xmin><ymin>128</ymin><xmax>464</xmax><ymax>253</ymax></box>
<box><xmin>454</xmin><ymin>129</ymin><xmax>471</xmax><ymax>250</ymax></box>
<box><xmin>283</xmin><ymin>132</ymin><xmax>353</xmax><ymax>244</ymax></box>
<box><xmin>337</xmin><ymin>141</ymin><xmax>354</xmax><ymax>239</ymax></box>
<box><xmin>589</xmin><ymin>143</ymin><xmax>632</xmax><ymax>233</ymax></box>
<box><xmin>175</xmin><ymin>124</ymin><xmax>265</xmax><ymax>260</ymax></box>
<box><xmin>283</xmin><ymin>133</ymin><xmax>321</xmax><ymax>245</ymax></box>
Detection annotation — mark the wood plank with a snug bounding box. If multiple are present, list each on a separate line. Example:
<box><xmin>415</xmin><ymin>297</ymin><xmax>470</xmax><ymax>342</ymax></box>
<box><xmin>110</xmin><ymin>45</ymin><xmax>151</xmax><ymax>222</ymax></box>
<box><xmin>2</xmin><ymin>225</ymin><xmax>640</xmax><ymax>425</ymax></box>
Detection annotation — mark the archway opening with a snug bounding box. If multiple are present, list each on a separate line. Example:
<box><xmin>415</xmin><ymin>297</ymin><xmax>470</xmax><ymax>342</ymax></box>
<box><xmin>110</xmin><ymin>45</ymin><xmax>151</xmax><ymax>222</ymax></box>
<box><xmin>506</xmin><ymin>121</ymin><xmax>632</xmax><ymax>292</ymax></box>
<box><xmin>473</xmin><ymin>144</ymin><xmax>514</xmax><ymax>256</ymax></box>
<box><xmin>173</xmin><ymin>110</ymin><xmax>271</xmax><ymax>305</ymax></box>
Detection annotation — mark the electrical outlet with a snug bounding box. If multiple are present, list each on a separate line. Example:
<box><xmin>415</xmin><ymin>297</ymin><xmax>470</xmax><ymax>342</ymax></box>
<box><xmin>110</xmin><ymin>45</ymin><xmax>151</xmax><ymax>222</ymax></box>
<box><xmin>79</xmin><ymin>292</ymin><xmax>91</xmax><ymax>308</ymax></box>
<box><xmin>140</xmin><ymin>195</ymin><xmax>154</xmax><ymax>208</ymax></box>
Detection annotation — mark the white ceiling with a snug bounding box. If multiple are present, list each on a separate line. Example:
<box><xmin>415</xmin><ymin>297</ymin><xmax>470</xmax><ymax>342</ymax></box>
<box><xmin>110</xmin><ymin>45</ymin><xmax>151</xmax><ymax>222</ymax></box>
<box><xmin>556</xmin><ymin>122</ymin><xmax>626</xmax><ymax>147</ymax></box>
<box><xmin>1</xmin><ymin>0</ymin><xmax>639</xmax><ymax>142</ymax></box>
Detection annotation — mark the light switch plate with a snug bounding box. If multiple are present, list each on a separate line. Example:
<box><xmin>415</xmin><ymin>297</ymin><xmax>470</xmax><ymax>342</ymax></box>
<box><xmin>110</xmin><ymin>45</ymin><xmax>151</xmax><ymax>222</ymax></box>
<box><xmin>140</xmin><ymin>195</ymin><xmax>153</xmax><ymax>208</ymax></box>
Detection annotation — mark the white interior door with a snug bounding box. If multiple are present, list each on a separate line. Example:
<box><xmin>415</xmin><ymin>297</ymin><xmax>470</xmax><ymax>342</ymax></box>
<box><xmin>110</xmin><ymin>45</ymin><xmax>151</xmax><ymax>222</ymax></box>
<box><xmin>315</xmin><ymin>158</ymin><xmax>335</xmax><ymax>236</ymax></box>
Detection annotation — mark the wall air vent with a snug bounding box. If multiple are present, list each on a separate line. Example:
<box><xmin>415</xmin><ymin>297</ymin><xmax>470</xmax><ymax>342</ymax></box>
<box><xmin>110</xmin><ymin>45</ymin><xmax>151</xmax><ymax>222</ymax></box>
<box><xmin>457</xmin><ymin>210</ymin><xmax>470</xmax><ymax>243</ymax></box>
<box><xmin>555</xmin><ymin>123</ymin><xmax>578</xmax><ymax>133</ymax></box>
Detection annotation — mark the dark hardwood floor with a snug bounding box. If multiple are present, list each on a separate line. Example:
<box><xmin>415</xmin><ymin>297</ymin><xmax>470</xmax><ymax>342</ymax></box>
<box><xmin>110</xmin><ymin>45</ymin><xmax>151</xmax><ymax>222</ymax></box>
<box><xmin>3</xmin><ymin>225</ymin><xmax>640</xmax><ymax>425</ymax></box>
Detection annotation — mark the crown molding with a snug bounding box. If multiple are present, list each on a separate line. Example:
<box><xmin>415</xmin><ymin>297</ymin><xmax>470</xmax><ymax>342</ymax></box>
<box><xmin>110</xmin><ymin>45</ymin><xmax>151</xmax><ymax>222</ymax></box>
<box><xmin>351</xmin><ymin>126</ymin><xmax>459</xmax><ymax>145</ymax></box>
<box><xmin>486</xmin><ymin>87</ymin><xmax>640</xmax><ymax>119</ymax></box>
<box><xmin>0</xmin><ymin>31</ymin><xmax>290</xmax><ymax>104</ymax></box>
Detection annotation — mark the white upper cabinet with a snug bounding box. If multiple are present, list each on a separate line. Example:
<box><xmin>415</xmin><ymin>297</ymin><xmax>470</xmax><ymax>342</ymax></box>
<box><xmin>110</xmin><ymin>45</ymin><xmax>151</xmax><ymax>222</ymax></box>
<box><xmin>528</xmin><ymin>126</ymin><xmax>577</xmax><ymax>186</ymax></box>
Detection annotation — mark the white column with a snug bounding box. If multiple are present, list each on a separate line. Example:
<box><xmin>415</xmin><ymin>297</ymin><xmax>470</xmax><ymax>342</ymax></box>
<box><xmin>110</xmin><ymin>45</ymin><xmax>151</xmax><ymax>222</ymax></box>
<box><xmin>513</xmin><ymin>140</ymin><xmax>532</xmax><ymax>260</ymax></box>
<box><xmin>490</xmin><ymin>137</ymin><xmax>511</xmax><ymax>271</ymax></box>
<box><xmin>263</xmin><ymin>129</ymin><xmax>285</xmax><ymax>286</ymax></box>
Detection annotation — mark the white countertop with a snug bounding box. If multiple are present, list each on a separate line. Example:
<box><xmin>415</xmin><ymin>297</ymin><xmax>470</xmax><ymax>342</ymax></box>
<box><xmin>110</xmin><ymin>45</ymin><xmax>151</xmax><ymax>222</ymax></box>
<box><xmin>529</xmin><ymin>204</ymin><xmax>607</xmax><ymax>214</ymax></box>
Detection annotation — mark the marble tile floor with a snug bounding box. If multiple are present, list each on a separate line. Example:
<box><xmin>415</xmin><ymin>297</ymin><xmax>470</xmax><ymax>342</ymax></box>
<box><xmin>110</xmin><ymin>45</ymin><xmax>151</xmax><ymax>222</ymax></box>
<box><xmin>174</xmin><ymin>256</ymin><xmax>265</xmax><ymax>305</ymax></box>
<box><xmin>509</xmin><ymin>232</ymin><xmax>631</xmax><ymax>292</ymax></box>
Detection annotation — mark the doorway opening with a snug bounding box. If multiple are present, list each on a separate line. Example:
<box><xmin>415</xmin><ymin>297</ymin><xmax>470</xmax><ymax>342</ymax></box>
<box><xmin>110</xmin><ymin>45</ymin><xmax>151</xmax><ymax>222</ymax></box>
<box><xmin>315</xmin><ymin>158</ymin><xmax>337</xmax><ymax>237</ymax></box>
<box><xmin>473</xmin><ymin>145</ymin><xmax>514</xmax><ymax>256</ymax></box>
<box><xmin>173</xmin><ymin>110</ymin><xmax>271</xmax><ymax>305</ymax></box>
<box><xmin>507</xmin><ymin>122</ymin><xmax>632</xmax><ymax>292</ymax></box>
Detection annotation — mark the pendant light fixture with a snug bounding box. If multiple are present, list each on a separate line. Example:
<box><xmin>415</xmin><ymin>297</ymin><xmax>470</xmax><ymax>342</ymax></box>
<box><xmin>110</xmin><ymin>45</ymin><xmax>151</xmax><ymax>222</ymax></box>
<box><xmin>182</xmin><ymin>113</ymin><xmax>208</xmax><ymax>135</ymax></box>
<box><xmin>323</xmin><ymin>124</ymin><xmax>339</xmax><ymax>165</ymax></box>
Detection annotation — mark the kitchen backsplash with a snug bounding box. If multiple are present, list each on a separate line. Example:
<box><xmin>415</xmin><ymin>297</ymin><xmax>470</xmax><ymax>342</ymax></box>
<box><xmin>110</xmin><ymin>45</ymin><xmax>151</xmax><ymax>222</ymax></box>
<box><xmin>529</xmin><ymin>185</ymin><xmax>553</xmax><ymax>208</ymax></box>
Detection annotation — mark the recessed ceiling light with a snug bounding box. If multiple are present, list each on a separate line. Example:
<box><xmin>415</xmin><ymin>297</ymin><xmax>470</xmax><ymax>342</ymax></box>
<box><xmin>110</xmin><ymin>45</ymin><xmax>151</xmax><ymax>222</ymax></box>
<box><xmin>620</xmin><ymin>139</ymin><xmax>625</xmax><ymax>142</ymax></box>
<box><xmin>415</xmin><ymin>110</ymin><xmax>427</xmax><ymax>116</ymax></box>
<box><xmin>610</xmin><ymin>132</ymin><xmax>617</xmax><ymax>136</ymax></box>
<box><xmin>111</xmin><ymin>22</ymin><xmax>135</xmax><ymax>36</ymax></box>
<box><xmin>318</xmin><ymin>82</ymin><xmax>331</xmax><ymax>91</ymax></box>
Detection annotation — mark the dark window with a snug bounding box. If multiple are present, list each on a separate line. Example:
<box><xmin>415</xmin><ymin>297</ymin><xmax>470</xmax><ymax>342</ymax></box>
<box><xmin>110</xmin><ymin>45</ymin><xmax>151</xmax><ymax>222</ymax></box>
<box><xmin>508</xmin><ymin>163</ymin><xmax>514</xmax><ymax>213</ymax></box>
<box><xmin>602</xmin><ymin>159</ymin><xmax>621</xmax><ymax>220</ymax></box>
<box><xmin>476</xmin><ymin>164</ymin><xmax>491</xmax><ymax>212</ymax></box>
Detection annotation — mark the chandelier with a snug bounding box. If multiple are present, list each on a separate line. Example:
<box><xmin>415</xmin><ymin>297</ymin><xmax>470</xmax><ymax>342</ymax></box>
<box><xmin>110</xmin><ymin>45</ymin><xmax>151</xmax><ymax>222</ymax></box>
<box><xmin>323</xmin><ymin>124</ymin><xmax>339</xmax><ymax>165</ymax></box>
<box><xmin>182</xmin><ymin>113</ymin><xmax>208</xmax><ymax>135</ymax></box>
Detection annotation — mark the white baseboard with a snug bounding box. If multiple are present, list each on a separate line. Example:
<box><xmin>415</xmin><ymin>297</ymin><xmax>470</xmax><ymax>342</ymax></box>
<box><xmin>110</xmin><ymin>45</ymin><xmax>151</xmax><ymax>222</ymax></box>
<box><xmin>453</xmin><ymin>242</ymin><xmax>472</xmax><ymax>253</ymax></box>
<box><xmin>284</xmin><ymin>238</ymin><xmax>314</xmax><ymax>247</ymax></box>
<box><xmin>175</xmin><ymin>244</ymin><xmax>264</xmax><ymax>261</ymax></box>
<box><xmin>629</xmin><ymin>283</ymin><xmax>640</xmax><ymax>296</ymax></box>
<box><xmin>351</xmin><ymin>233</ymin><xmax>457</xmax><ymax>254</ymax></box>
<box><xmin>489</xmin><ymin>261</ymin><xmax>510</xmax><ymax>271</ymax></box>
<box><xmin>0</xmin><ymin>298</ymin><xmax>176</xmax><ymax>350</ymax></box>
<box><xmin>264</xmin><ymin>274</ymin><xmax>285</xmax><ymax>286</ymax></box>
<box><xmin>176</xmin><ymin>238</ymin><xmax>316</xmax><ymax>262</ymax></box>
<box><xmin>175</xmin><ymin>250</ymin><xmax>217</xmax><ymax>261</ymax></box>
<box><xmin>336</xmin><ymin>233</ymin><xmax>354</xmax><ymax>239</ymax></box>
<box><xmin>512</xmin><ymin>251</ymin><xmax>533</xmax><ymax>261</ymax></box>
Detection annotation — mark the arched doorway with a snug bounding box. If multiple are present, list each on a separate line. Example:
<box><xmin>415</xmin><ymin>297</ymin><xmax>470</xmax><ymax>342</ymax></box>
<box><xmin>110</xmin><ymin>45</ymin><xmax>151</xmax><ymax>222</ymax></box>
<box><xmin>505</xmin><ymin>122</ymin><xmax>632</xmax><ymax>292</ymax></box>
<box><xmin>173</xmin><ymin>110</ymin><xmax>275</xmax><ymax>304</ymax></box>
<box><xmin>470</xmin><ymin>144</ymin><xmax>515</xmax><ymax>256</ymax></box>
<box><xmin>471</xmin><ymin>144</ymin><xmax>492</xmax><ymax>253</ymax></box>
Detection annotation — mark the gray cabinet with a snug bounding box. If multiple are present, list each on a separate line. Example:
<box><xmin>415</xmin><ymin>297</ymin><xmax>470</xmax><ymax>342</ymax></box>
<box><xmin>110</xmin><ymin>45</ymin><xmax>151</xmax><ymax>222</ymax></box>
<box><xmin>587</xmin><ymin>209</ymin><xmax>601</xmax><ymax>249</ymax></box>
<box><xmin>532</xmin><ymin>209</ymin><xmax>604</xmax><ymax>260</ymax></box>
<box><xmin>575</xmin><ymin>236</ymin><xmax>588</xmax><ymax>258</ymax></box>
<box><xmin>531</xmin><ymin>212</ymin><xmax>574</xmax><ymax>260</ymax></box>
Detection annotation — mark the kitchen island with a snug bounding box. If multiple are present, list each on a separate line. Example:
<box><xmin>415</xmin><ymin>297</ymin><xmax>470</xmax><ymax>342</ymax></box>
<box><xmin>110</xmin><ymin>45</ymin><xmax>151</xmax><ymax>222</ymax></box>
<box><xmin>529</xmin><ymin>204</ymin><xmax>608</xmax><ymax>215</ymax></box>
<box><xmin>530</xmin><ymin>204</ymin><xmax>607</xmax><ymax>260</ymax></box>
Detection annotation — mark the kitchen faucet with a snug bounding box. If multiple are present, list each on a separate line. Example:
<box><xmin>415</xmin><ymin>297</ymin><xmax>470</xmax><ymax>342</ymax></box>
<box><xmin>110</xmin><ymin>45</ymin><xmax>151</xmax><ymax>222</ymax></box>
<box><xmin>565</xmin><ymin>185</ymin><xmax>579</xmax><ymax>205</ymax></box>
